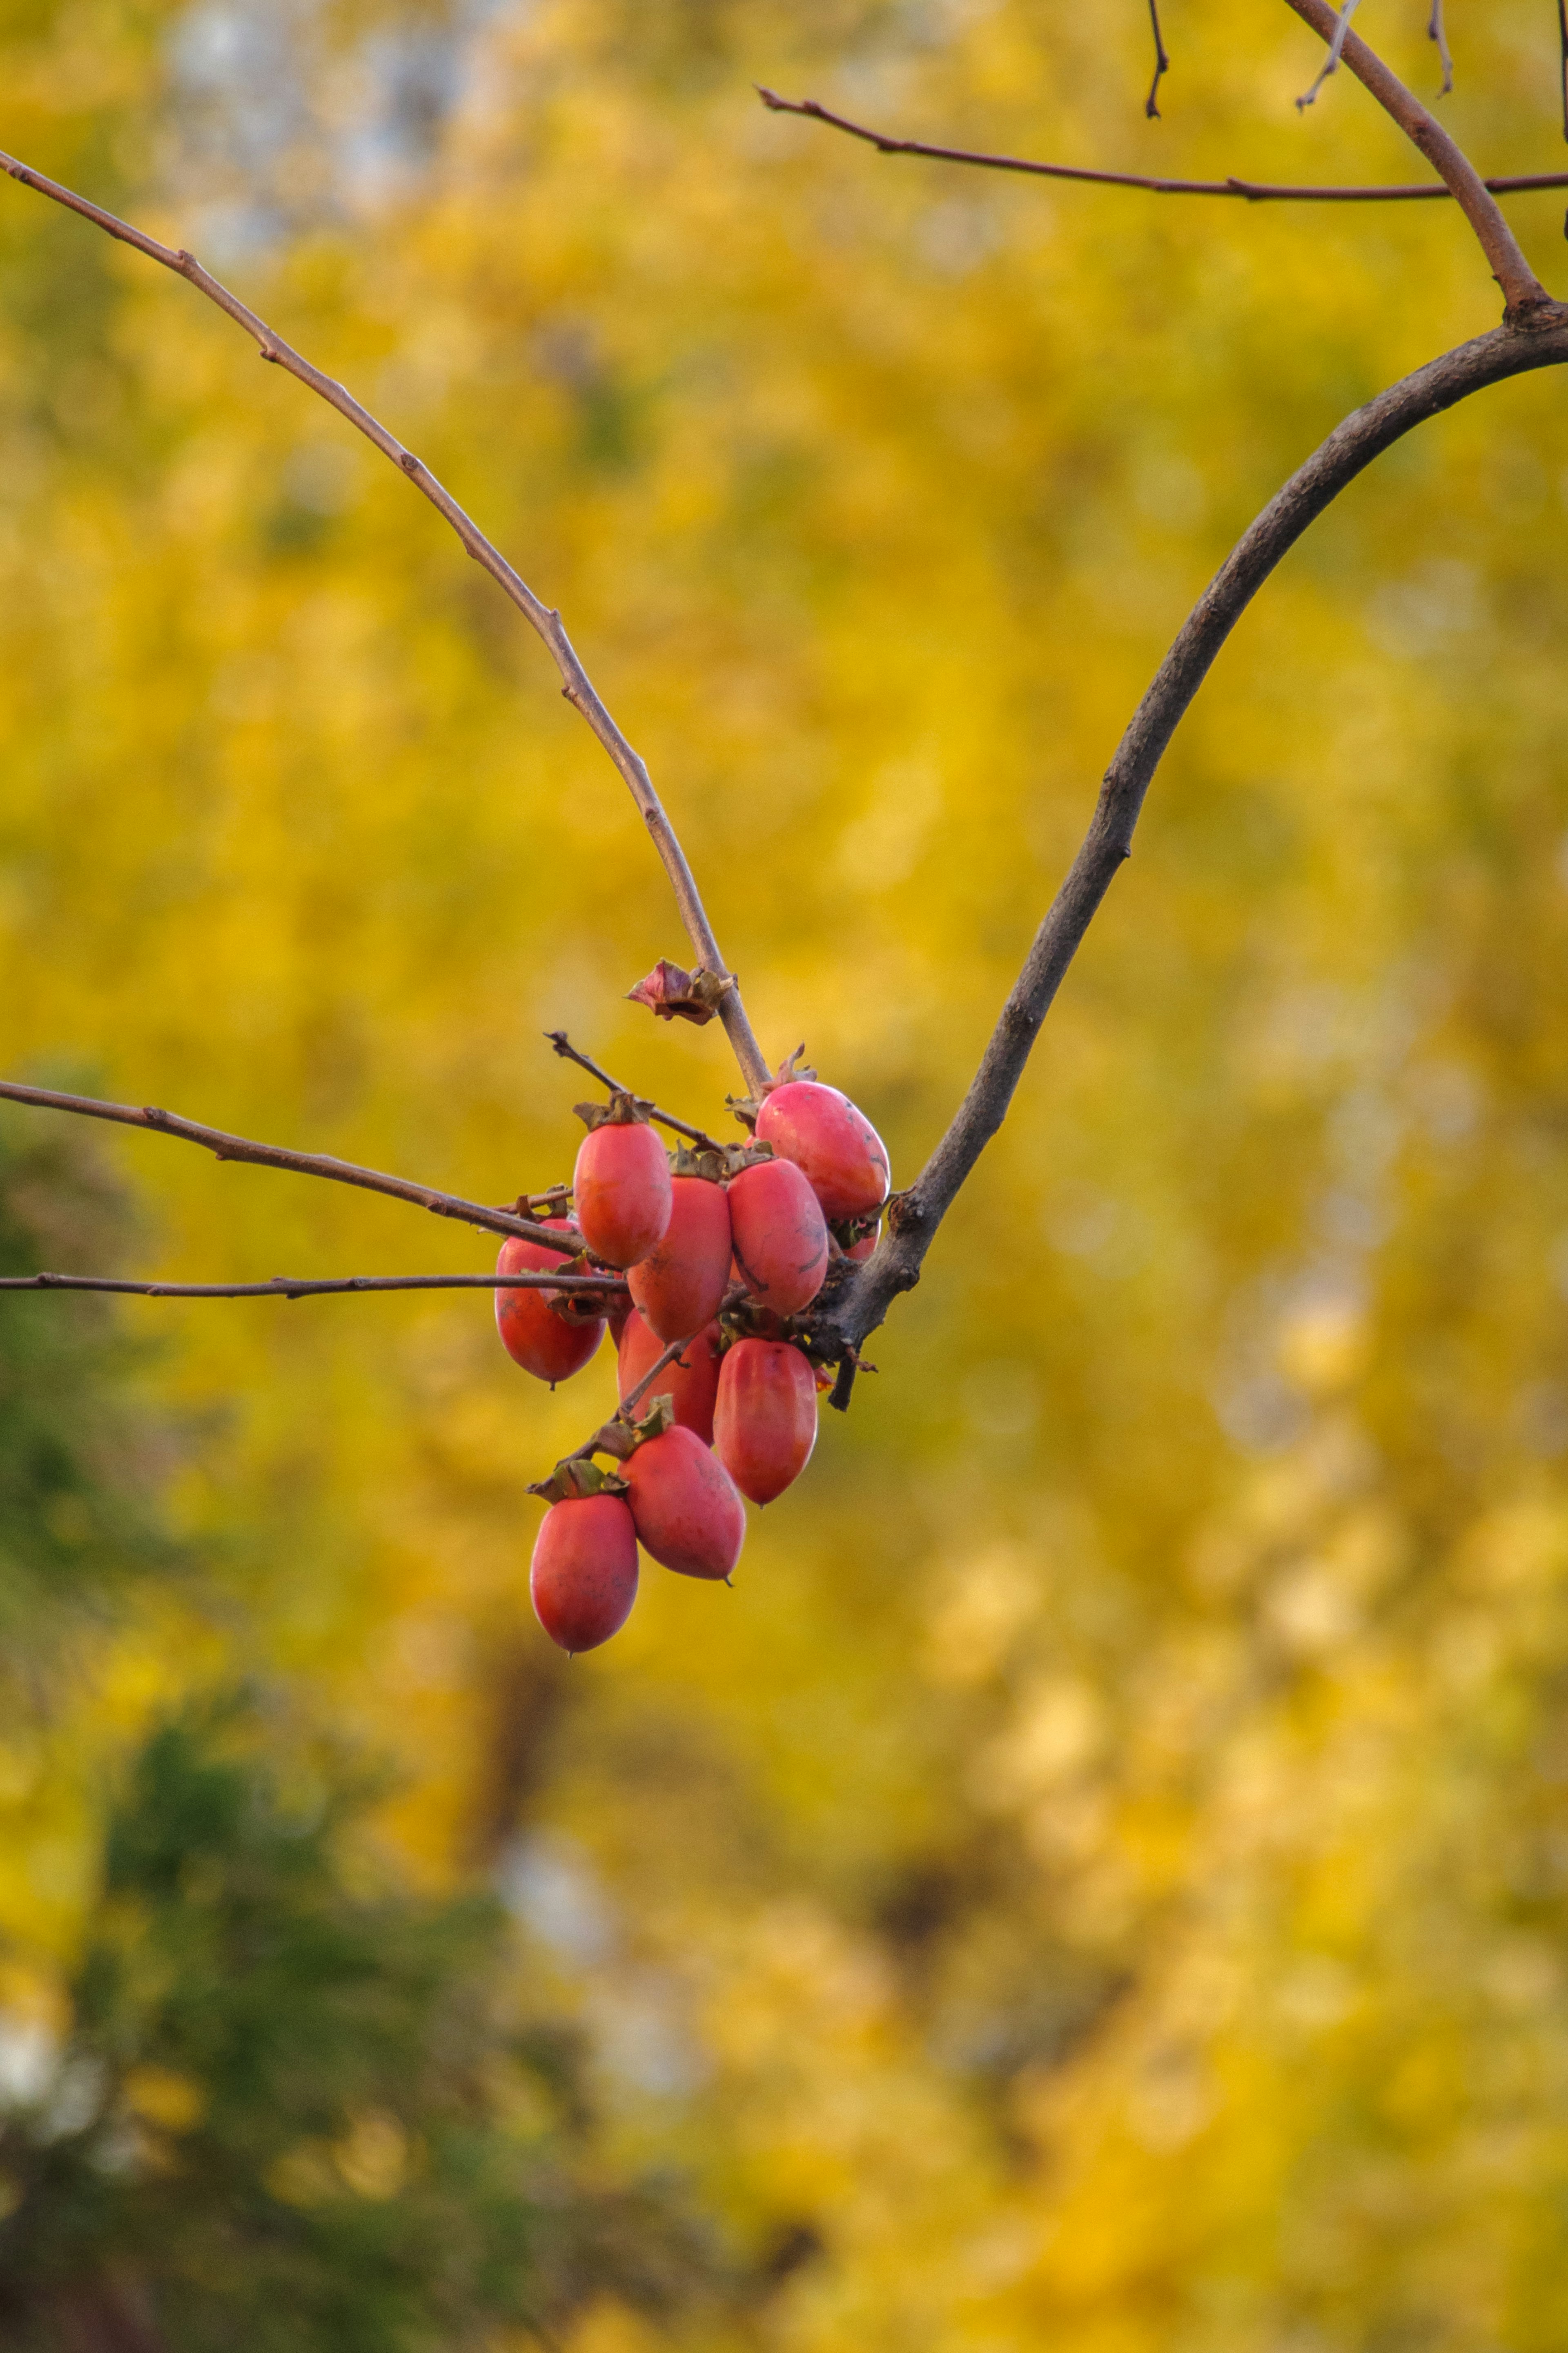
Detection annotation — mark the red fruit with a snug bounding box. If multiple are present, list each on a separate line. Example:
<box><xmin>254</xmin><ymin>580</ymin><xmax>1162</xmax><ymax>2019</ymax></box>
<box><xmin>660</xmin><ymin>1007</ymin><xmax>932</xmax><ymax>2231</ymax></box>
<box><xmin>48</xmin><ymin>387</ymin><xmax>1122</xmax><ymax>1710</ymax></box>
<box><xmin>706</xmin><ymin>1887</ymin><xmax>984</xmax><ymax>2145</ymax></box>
<box><xmin>573</xmin><ymin>1116</ymin><xmax>673</xmax><ymax>1269</ymax></box>
<box><xmin>495</xmin><ymin>1222</ymin><xmax>604</xmax><ymax>1385</ymax></box>
<box><xmin>628</xmin><ymin>1173</ymin><xmax>732</xmax><ymax>1343</ymax></box>
<box><xmin>624</xmin><ymin>1425</ymin><xmax>746</xmax><ymax>1581</ymax></box>
<box><xmin>727</xmin><ymin>1158</ymin><xmax>829</xmax><ymax>1315</ymax></box>
<box><xmin>530</xmin><ymin>1493</ymin><xmax>638</xmax><ymax>1653</ymax></box>
<box><xmin>618</xmin><ymin>1311</ymin><xmax>722</xmax><ymax>1444</ymax></box>
<box><xmin>755</xmin><ymin>1081</ymin><xmax>890</xmax><ymax>1224</ymax></box>
<box><xmin>714</xmin><ymin>1339</ymin><xmax>817</xmax><ymax>1504</ymax></box>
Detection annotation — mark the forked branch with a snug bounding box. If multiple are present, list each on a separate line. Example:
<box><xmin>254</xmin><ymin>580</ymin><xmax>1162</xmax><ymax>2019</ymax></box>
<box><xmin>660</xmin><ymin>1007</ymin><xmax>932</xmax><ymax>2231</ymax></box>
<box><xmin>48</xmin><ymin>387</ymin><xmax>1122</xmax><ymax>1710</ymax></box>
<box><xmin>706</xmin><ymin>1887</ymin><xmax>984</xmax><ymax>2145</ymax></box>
<box><xmin>0</xmin><ymin>151</ymin><xmax>771</xmax><ymax>1097</ymax></box>
<box><xmin>0</xmin><ymin>1078</ymin><xmax>585</xmax><ymax>1254</ymax></box>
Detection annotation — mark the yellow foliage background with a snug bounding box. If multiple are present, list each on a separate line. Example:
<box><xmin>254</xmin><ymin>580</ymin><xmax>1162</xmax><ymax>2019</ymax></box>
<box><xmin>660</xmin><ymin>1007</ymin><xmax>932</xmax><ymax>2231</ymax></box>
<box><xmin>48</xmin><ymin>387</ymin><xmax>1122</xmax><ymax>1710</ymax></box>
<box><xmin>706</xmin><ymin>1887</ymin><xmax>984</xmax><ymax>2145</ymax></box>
<box><xmin>4</xmin><ymin>0</ymin><xmax>1568</xmax><ymax>2341</ymax></box>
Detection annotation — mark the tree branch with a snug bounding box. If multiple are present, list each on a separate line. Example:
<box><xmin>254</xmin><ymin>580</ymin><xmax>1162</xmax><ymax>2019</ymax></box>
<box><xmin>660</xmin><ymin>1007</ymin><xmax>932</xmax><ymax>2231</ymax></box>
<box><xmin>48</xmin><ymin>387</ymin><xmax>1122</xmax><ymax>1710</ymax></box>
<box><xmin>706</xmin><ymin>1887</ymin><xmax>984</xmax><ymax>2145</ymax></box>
<box><xmin>1145</xmin><ymin>0</ymin><xmax>1172</xmax><ymax>120</ymax></box>
<box><xmin>1428</xmin><ymin>0</ymin><xmax>1454</xmax><ymax>100</ymax></box>
<box><xmin>0</xmin><ymin>1077</ymin><xmax>587</xmax><ymax>1255</ymax></box>
<box><xmin>0</xmin><ymin>1270</ymin><xmax>627</xmax><ymax>1300</ymax></box>
<box><xmin>0</xmin><ymin>149</ymin><xmax>771</xmax><ymax>1097</ymax></box>
<box><xmin>808</xmin><ymin>303</ymin><xmax>1568</xmax><ymax>1361</ymax></box>
<box><xmin>1280</xmin><ymin>0</ymin><xmax>1552</xmax><ymax>310</ymax></box>
<box><xmin>756</xmin><ymin>89</ymin><xmax>1568</xmax><ymax>205</ymax></box>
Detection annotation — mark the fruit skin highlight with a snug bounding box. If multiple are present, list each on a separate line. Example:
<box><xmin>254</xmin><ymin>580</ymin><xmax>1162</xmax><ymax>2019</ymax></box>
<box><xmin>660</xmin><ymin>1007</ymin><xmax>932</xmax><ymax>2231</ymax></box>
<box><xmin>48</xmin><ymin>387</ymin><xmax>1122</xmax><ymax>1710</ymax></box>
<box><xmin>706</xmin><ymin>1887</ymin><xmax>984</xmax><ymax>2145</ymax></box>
<box><xmin>727</xmin><ymin>1157</ymin><xmax>829</xmax><ymax>1315</ymax></box>
<box><xmin>530</xmin><ymin>1493</ymin><xmax>639</xmax><ymax>1652</ymax></box>
<box><xmin>624</xmin><ymin>1425</ymin><xmax>746</xmax><ymax>1581</ymax></box>
<box><xmin>573</xmin><ymin>1096</ymin><xmax>673</xmax><ymax>1268</ymax></box>
<box><xmin>495</xmin><ymin>1222</ymin><xmax>605</xmax><ymax>1385</ymax></box>
<box><xmin>628</xmin><ymin>1168</ymin><xmax>732</xmax><ymax>1342</ymax></box>
<box><xmin>618</xmin><ymin>1311</ymin><xmax>723</xmax><ymax>1445</ymax></box>
<box><xmin>714</xmin><ymin>1339</ymin><xmax>817</xmax><ymax>1504</ymax></box>
<box><xmin>755</xmin><ymin>1079</ymin><xmax>890</xmax><ymax>1224</ymax></box>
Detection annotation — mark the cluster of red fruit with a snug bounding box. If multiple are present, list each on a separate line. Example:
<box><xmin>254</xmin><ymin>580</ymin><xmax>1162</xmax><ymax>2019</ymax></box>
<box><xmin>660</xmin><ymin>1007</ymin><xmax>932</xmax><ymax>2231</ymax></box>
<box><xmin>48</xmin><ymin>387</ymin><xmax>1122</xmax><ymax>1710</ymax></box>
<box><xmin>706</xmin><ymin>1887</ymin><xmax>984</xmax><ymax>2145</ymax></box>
<box><xmin>499</xmin><ymin>1056</ymin><xmax>889</xmax><ymax>1655</ymax></box>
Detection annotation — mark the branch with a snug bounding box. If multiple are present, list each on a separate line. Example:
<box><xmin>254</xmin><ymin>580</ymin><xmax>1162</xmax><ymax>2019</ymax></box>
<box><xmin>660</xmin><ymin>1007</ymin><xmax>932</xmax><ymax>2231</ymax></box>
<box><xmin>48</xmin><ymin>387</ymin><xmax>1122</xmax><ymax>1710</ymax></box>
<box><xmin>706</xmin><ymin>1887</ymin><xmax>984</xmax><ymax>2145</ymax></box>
<box><xmin>1428</xmin><ymin>0</ymin><xmax>1454</xmax><ymax>100</ymax></box>
<box><xmin>0</xmin><ymin>150</ymin><xmax>771</xmax><ymax>1098</ymax></box>
<box><xmin>1145</xmin><ymin>0</ymin><xmax>1171</xmax><ymax>119</ymax></box>
<box><xmin>0</xmin><ymin>1077</ymin><xmax>587</xmax><ymax>1255</ymax></box>
<box><xmin>756</xmin><ymin>89</ymin><xmax>1568</xmax><ymax>205</ymax></box>
<box><xmin>0</xmin><ymin>1270</ymin><xmax>627</xmax><ymax>1300</ymax></box>
<box><xmin>1560</xmin><ymin>0</ymin><xmax>1568</xmax><ymax>143</ymax></box>
<box><xmin>809</xmin><ymin>302</ymin><xmax>1568</xmax><ymax>1359</ymax></box>
<box><xmin>543</xmin><ymin>1032</ymin><xmax>726</xmax><ymax>1151</ymax></box>
<box><xmin>1281</xmin><ymin>0</ymin><xmax>1552</xmax><ymax>310</ymax></box>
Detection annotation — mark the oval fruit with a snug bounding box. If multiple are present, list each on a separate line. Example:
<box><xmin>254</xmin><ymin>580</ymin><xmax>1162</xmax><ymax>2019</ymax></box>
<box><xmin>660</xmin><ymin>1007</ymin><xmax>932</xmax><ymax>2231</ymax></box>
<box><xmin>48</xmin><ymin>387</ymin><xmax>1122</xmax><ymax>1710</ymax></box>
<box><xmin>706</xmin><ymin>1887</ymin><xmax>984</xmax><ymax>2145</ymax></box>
<box><xmin>530</xmin><ymin>1494</ymin><xmax>639</xmax><ymax>1653</ymax></box>
<box><xmin>628</xmin><ymin>1173</ymin><xmax>732</xmax><ymax>1343</ymax></box>
<box><xmin>714</xmin><ymin>1339</ymin><xmax>817</xmax><ymax>1505</ymax></box>
<box><xmin>727</xmin><ymin>1158</ymin><xmax>829</xmax><ymax>1316</ymax></box>
<box><xmin>624</xmin><ymin>1425</ymin><xmax>746</xmax><ymax>1581</ymax></box>
<box><xmin>495</xmin><ymin>1222</ymin><xmax>604</xmax><ymax>1386</ymax></box>
<box><xmin>573</xmin><ymin>1121</ymin><xmax>673</xmax><ymax>1269</ymax></box>
<box><xmin>618</xmin><ymin>1311</ymin><xmax>723</xmax><ymax>1445</ymax></box>
<box><xmin>755</xmin><ymin>1080</ymin><xmax>890</xmax><ymax>1224</ymax></box>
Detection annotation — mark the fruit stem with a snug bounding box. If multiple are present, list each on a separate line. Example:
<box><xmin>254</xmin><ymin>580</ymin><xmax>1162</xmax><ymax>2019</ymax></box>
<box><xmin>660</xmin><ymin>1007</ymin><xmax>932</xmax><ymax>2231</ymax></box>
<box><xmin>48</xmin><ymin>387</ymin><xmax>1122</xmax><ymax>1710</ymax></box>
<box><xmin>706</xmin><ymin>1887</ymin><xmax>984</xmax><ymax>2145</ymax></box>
<box><xmin>545</xmin><ymin>1032</ymin><xmax>728</xmax><ymax>1152</ymax></box>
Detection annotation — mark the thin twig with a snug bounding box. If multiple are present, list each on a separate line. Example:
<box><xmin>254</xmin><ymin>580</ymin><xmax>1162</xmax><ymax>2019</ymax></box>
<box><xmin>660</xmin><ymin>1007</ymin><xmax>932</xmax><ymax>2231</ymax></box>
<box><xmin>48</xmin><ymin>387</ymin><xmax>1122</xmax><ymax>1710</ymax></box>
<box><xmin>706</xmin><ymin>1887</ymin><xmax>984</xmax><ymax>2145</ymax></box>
<box><xmin>756</xmin><ymin>89</ymin><xmax>1568</xmax><ymax>203</ymax></box>
<box><xmin>0</xmin><ymin>1077</ymin><xmax>585</xmax><ymax>1255</ymax></box>
<box><xmin>805</xmin><ymin>303</ymin><xmax>1568</xmax><ymax>1363</ymax></box>
<box><xmin>0</xmin><ymin>1270</ymin><xmax>627</xmax><ymax>1301</ymax></box>
<box><xmin>1428</xmin><ymin>0</ymin><xmax>1454</xmax><ymax>98</ymax></box>
<box><xmin>543</xmin><ymin>1032</ymin><xmax>726</xmax><ymax>1151</ymax></box>
<box><xmin>1296</xmin><ymin>0</ymin><xmax>1360</xmax><ymax>109</ymax></box>
<box><xmin>1145</xmin><ymin>0</ymin><xmax>1171</xmax><ymax>118</ymax></box>
<box><xmin>0</xmin><ymin>149</ymin><xmax>772</xmax><ymax>1098</ymax></box>
<box><xmin>618</xmin><ymin>1334</ymin><xmax>693</xmax><ymax>1418</ymax></box>
<box><xmin>1280</xmin><ymin>0</ymin><xmax>1552</xmax><ymax>309</ymax></box>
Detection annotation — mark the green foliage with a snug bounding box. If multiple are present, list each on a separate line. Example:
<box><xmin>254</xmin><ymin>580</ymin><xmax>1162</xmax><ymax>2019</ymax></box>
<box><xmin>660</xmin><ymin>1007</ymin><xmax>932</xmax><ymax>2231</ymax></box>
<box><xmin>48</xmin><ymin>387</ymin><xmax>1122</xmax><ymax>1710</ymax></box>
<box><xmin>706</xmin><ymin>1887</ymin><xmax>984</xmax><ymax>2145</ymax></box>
<box><xmin>0</xmin><ymin>1696</ymin><xmax>715</xmax><ymax>2350</ymax></box>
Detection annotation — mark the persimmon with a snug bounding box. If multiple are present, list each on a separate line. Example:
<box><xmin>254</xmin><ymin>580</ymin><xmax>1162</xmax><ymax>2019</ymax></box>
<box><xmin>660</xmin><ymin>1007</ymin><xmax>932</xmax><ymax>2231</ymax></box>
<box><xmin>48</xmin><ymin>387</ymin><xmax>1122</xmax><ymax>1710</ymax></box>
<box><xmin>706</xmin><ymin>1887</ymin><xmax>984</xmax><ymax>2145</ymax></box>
<box><xmin>618</xmin><ymin>1310</ymin><xmax>723</xmax><ymax>1444</ymax></box>
<box><xmin>624</xmin><ymin>1424</ymin><xmax>746</xmax><ymax>1581</ymax></box>
<box><xmin>573</xmin><ymin>1093</ymin><xmax>673</xmax><ymax>1268</ymax></box>
<box><xmin>627</xmin><ymin>1163</ymin><xmax>731</xmax><ymax>1341</ymax></box>
<box><xmin>755</xmin><ymin>1079</ymin><xmax>890</xmax><ymax>1224</ymax></box>
<box><xmin>530</xmin><ymin>1492</ymin><xmax>639</xmax><ymax>1653</ymax></box>
<box><xmin>727</xmin><ymin>1156</ymin><xmax>829</xmax><ymax>1315</ymax></box>
<box><xmin>495</xmin><ymin>1222</ymin><xmax>604</xmax><ymax>1385</ymax></box>
<box><xmin>713</xmin><ymin>1338</ymin><xmax>817</xmax><ymax>1504</ymax></box>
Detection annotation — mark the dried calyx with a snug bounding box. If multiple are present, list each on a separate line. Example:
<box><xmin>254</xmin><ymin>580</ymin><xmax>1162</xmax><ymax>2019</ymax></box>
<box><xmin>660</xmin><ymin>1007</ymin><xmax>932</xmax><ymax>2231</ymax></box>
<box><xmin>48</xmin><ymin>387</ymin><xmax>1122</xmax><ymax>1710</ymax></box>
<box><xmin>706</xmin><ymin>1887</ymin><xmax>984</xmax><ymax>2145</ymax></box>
<box><xmin>671</xmin><ymin>1139</ymin><xmax>772</xmax><ymax>1184</ymax></box>
<box><xmin>526</xmin><ymin>1455</ymin><xmax>628</xmax><ymax>1505</ymax></box>
<box><xmin>626</xmin><ymin>959</ymin><xmax>735</xmax><ymax>1026</ymax></box>
<box><xmin>575</xmin><ymin>1088</ymin><xmax>655</xmax><ymax>1132</ymax></box>
<box><xmin>530</xmin><ymin>1394</ymin><xmax>677</xmax><ymax>1501</ymax></box>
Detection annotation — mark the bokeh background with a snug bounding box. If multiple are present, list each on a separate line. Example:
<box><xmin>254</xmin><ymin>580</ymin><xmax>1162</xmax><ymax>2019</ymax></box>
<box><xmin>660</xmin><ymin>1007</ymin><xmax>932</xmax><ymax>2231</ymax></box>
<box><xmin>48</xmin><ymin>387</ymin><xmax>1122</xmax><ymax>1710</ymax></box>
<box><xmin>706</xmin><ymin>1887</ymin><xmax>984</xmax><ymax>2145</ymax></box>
<box><xmin>3</xmin><ymin>0</ymin><xmax>1568</xmax><ymax>2344</ymax></box>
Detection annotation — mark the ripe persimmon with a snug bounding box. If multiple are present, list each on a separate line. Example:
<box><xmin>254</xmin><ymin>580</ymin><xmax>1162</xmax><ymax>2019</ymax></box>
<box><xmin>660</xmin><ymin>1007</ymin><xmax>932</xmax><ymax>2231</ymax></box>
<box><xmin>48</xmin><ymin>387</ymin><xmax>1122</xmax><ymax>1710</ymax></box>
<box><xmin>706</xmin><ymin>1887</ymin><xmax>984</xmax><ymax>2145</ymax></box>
<box><xmin>727</xmin><ymin>1156</ymin><xmax>829</xmax><ymax>1315</ymax></box>
<box><xmin>713</xmin><ymin>1338</ymin><xmax>817</xmax><ymax>1504</ymax></box>
<box><xmin>573</xmin><ymin>1095</ymin><xmax>673</xmax><ymax>1268</ymax></box>
<box><xmin>624</xmin><ymin>1424</ymin><xmax>746</xmax><ymax>1581</ymax></box>
<box><xmin>530</xmin><ymin>1492</ymin><xmax>639</xmax><ymax>1652</ymax></box>
<box><xmin>627</xmin><ymin>1165</ymin><xmax>731</xmax><ymax>1342</ymax></box>
<box><xmin>755</xmin><ymin>1079</ymin><xmax>889</xmax><ymax>1224</ymax></box>
<box><xmin>495</xmin><ymin>1222</ymin><xmax>604</xmax><ymax>1385</ymax></box>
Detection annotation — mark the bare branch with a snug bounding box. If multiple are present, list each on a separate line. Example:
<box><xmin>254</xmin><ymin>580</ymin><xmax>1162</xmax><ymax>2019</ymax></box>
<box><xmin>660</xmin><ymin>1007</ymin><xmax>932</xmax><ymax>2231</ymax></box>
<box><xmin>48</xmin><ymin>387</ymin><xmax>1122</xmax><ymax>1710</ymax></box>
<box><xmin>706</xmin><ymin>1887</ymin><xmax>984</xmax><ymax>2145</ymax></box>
<box><xmin>543</xmin><ymin>1032</ymin><xmax>726</xmax><ymax>1151</ymax></box>
<box><xmin>807</xmin><ymin>304</ymin><xmax>1568</xmax><ymax>1363</ymax></box>
<box><xmin>1281</xmin><ymin>0</ymin><xmax>1552</xmax><ymax>309</ymax></box>
<box><xmin>0</xmin><ymin>1270</ymin><xmax>627</xmax><ymax>1301</ymax></box>
<box><xmin>1428</xmin><ymin>0</ymin><xmax>1455</xmax><ymax>98</ymax></box>
<box><xmin>756</xmin><ymin>88</ymin><xmax>1568</xmax><ymax>205</ymax></box>
<box><xmin>1145</xmin><ymin>0</ymin><xmax>1172</xmax><ymax>119</ymax></box>
<box><xmin>0</xmin><ymin>149</ymin><xmax>771</xmax><ymax>1097</ymax></box>
<box><xmin>1296</xmin><ymin>0</ymin><xmax>1361</xmax><ymax>110</ymax></box>
<box><xmin>0</xmin><ymin>1077</ymin><xmax>586</xmax><ymax>1255</ymax></box>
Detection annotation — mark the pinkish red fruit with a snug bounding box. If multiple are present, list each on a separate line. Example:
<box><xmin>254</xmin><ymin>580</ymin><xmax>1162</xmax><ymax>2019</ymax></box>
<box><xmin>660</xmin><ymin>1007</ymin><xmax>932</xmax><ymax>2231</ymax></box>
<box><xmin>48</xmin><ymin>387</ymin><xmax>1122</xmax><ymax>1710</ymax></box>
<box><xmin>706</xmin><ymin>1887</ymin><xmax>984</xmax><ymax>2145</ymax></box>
<box><xmin>495</xmin><ymin>1222</ymin><xmax>604</xmax><ymax>1386</ymax></box>
<box><xmin>624</xmin><ymin>1425</ymin><xmax>746</xmax><ymax>1581</ymax></box>
<box><xmin>755</xmin><ymin>1080</ymin><xmax>890</xmax><ymax>1224</ymax></box>
<box><xmin>573</xmin><ymin>1118</ymin><xmax>672</xmax><ymax>1269</ymax></box>
<box><xmin>530</xmin><ymin>1493</ymin><xmax>639</xmax><ymax>1652</ymax></box>
<box><xmin>727</xmin><ymin>1158</ymin><xmax>829</xmax><ymax>1315</ymax></box>
<box><xmin>618</xmin><ymin>1311</ymin><xmax>722</xmax><ymax>1445</ymax></box>
<box><xmin>713</xmin><ymin>1339</ymin><xmax>817</xmax><ymax>1504</ymax></box>
<box><xmin>628</xmin><ymin>1173</ymin><xmax>732</xmax><ymax>1343</ymax></box>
